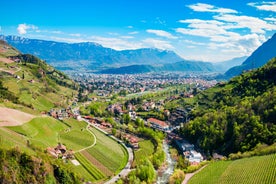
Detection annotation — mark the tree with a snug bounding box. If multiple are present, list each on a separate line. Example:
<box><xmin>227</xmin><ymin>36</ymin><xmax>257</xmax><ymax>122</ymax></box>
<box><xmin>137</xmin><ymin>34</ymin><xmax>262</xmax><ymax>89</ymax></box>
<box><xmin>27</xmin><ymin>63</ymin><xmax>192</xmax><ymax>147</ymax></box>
<box><xmin>136</xmin><ymin>159</ymin><xmax>156</xmax><ymax>183</ymax></box>
<box><xmin>169</xmin><ymin>169</ymin><xmax>185</xmax><ymax>184</ymax></box>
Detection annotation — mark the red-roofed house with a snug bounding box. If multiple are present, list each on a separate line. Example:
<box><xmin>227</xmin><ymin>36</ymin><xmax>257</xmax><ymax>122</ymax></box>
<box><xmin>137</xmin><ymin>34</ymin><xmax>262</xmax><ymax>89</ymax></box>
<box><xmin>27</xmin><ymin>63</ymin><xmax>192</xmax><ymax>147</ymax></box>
<box><xmin>147</xmin><ymin>118</ymin><xmax>169</xmax><ymax>132</ymax></box>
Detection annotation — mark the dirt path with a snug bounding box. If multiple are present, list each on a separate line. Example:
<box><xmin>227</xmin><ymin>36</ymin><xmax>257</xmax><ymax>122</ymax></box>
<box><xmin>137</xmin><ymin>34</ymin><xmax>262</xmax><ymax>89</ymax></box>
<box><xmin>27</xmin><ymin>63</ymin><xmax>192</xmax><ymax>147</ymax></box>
<box><xmin>74</xmin><ymin>123</ymin><xmax>97</xmax><ymax>153</ymax></box>
<box><xmin>0</xmin><ymin>107</ymin><xmax>35</xmax><ymax>126</ymax></box>
<box><xmin>0</xmin><ymin>57</ymin><xmax>14</xmax><ymax>64</ymax></box>
<box><xmin>182</xmin><ymin>165</ymin><xmax>207</xmax><ymax>184</ymax></box>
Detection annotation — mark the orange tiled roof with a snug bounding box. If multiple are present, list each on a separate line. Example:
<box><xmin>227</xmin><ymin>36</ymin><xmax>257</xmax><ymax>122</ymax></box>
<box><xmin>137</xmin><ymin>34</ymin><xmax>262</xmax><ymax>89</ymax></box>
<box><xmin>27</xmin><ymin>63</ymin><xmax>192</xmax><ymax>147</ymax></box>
<box><xmin>147</xmin><ymin>118</ymin><xmax>168</xmax><ymax>127</ymax></box>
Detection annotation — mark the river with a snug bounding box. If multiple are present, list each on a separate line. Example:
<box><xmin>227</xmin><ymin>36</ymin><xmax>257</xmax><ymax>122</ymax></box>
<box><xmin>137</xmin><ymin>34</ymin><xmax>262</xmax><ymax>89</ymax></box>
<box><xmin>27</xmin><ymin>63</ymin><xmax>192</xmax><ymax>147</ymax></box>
<box><xmin>156</xmin><ymin>140</ymin><xmax>176</xmax><ymax>184</ymax></box>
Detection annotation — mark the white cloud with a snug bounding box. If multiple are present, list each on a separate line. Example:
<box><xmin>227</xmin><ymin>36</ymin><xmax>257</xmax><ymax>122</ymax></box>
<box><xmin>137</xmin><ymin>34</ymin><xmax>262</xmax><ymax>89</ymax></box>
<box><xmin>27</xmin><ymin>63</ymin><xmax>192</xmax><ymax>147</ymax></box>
<box><xmin>51</xmin><ymin>30</ymin><xmax>63</xmax><ymax>34</ymax></box>
<box><xmin>214</xmin><ymin>14</ymin><xmax>276</xmax><ymax>33</ymax></box>
<box><xmin>208</xmin><ymin>33</ymin><xmax>265</xmax><ymax>56</ymax></box>
<box><xmin>248</xmin><ymin>2</ymin><xmax>276</xmax><ymax>12</ymax></box>
<box><xmin>146</xmin><ymin>29</ymin><xmax>177</xmax><ymax>39</ymax></box>
<box><xmin>265</xmin><ymin>17</ymin><xmax>276</xmax><ymax>22</ymax></box>
<box><xmin>129</xmin><ymin>31</ymin><xmax>139</xmax><ymax>35</ymax></box>
<box><xmin>69</xmin><ymin>33</ymin><xmax>81</xmax><ymax>37</ymax></box>
<box><xmin>17</xmin><ymin>23</ymin><xmax>38</xmax><ymax>35</ymax></box>
<box><xmin>142</xmin><ymin>38</ymin><xmax>174</xmax><ymax>50</ymax></box>
<box><xmin>187</xmin><ymin>3</ymin><xmax>237</xmax><ymax>14</ymax></box>
<box><xmin>176</xmin><ymin>19</ymin><xmax>239</xmax><ymax>39</ymax></box>
<box><xmin>183</xmin><ymin>39</ymin><xmax>206</xmax><ymax>46</ymax></box>
<box><xmin>120</xmin><ymin>36</ymin><xmax>134</xmax><ymax>39</ymax></box>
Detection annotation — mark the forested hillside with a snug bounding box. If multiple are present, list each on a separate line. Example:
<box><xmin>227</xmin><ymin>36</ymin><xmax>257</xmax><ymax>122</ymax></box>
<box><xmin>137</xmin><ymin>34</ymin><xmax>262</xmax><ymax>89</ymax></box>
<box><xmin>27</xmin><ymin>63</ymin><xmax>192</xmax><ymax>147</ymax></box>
<box><xmin>0</xmin><ymin>147</ymin><xmax>81</xmax><ymax>183</ymax></box>
<box><xmin>181</xmin><ymin>57</ymin><xmax>276</xmax><ymax>156</ymax></box>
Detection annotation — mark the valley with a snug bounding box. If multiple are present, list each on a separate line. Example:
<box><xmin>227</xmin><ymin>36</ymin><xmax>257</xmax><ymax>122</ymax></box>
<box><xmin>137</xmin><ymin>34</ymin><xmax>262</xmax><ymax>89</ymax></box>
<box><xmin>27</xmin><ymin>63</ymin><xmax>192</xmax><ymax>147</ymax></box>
<box><xmin>0</xmin><ymin>32</ymin><xmax>276</xmax><ymax>183</ymax></box>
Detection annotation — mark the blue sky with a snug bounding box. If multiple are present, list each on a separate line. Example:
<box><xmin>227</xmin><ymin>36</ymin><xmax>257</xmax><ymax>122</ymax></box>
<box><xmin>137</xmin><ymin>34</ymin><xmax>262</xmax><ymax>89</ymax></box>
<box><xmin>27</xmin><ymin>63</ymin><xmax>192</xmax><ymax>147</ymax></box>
<box><xmin>1</xmin><ymin>0</ymin><xmax>276</xmax><ymax>62</ymax></box>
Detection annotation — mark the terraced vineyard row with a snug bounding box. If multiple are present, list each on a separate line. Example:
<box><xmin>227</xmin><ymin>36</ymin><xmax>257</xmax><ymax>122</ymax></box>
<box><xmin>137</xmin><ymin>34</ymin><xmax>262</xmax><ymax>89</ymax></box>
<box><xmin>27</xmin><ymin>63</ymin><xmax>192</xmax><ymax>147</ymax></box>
<box><xmin>189</xmin><ymin>154</ymin><xmax>276</xmax><ymax>184</ymax></box>
<box><xmin>87</xmin><ymin>127</ymin><xmax>128</xmax><ymax>173</ymax></box>
<box><xmin>74</xmin><ymin>152</ymin><xmax>105</xmax><ymax>181</ymax></box>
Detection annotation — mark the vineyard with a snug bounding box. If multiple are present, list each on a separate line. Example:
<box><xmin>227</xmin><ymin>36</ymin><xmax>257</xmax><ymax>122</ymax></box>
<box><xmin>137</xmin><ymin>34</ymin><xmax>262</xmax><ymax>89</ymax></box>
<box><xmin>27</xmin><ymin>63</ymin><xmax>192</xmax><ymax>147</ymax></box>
<box><xmin>87</xmin><ymin>127</ymin><xmax>128</xmax><ymax>173</ymax></box>
<box><xmin>74</xmin><ymin>152</ymin><xmax>105</xmax><ymax>181</ymax></box>
<box><xmin>189</xmin><ymin>154</ymin><xmax>276</xmax><ymax>184</ymax></box>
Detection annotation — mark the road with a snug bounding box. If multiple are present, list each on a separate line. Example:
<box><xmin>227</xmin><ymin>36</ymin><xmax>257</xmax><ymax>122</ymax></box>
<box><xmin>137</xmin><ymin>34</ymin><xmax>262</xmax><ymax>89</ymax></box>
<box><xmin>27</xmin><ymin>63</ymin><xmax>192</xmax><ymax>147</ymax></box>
<box><xmin>74</xmin><ymin>120</ymin><xmax>97</xmax><ymax>153</ymax></box>
<box><xmin>182</xmin><ymin>165</ymin><xmax>207</xmax><ymax>184</ymax></box>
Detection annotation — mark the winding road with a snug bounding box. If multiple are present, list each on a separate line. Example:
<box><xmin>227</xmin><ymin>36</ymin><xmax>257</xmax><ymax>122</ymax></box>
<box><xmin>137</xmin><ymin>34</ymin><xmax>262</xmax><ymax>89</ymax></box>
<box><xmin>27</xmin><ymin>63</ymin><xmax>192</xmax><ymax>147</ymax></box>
<box><xmin>74</xmin><ymin>122</ymin><xmax>97</xmax><ymax>153</ymax></box>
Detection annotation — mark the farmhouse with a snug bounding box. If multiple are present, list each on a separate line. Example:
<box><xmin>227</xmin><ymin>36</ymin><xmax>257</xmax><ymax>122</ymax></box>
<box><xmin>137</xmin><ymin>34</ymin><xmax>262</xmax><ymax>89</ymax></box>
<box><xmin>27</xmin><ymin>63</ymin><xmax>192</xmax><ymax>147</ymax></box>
<box><xmin>147</xmin><ymin>118</ymin><xmax>169</xmax><ymax>132</ymax></box>
<box><xmin>46</xmin><ymin>143</ymin><xmax>74</xmax><ymax>159</ymax></box>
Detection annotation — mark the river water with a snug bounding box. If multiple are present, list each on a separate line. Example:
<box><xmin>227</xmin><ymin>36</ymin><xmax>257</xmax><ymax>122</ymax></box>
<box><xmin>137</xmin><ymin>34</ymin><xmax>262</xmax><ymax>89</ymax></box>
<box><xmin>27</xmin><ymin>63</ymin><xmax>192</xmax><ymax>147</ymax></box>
<box><xmin>156</xmin><ymin>141</ymin><xmax>176</xmax><ymax>184</ymax></box>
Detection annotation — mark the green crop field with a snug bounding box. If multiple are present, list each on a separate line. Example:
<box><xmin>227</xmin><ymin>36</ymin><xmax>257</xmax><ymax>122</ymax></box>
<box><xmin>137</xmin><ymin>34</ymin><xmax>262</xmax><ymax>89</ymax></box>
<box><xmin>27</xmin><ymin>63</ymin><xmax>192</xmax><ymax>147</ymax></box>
<box><xmin>8</xmin><ymin>117</ymin><xmax>67</xmax><ymax>147</ymax></box>
<box><xmin>0</xmin><ymin>127</ymin><xmax>35</xmax><ymax>154</ymax></box>
<box><xmin>75</xmin><ymin>152</ymin><xmax>105</xmax><ymax>181</ymax></box>
<box><xmin>86</xmin><ymin>127</ymin><xmax>128</xmax><ymax>173</ymax></box>
<box><xmin>7</xmin><ymin>117</ymin><xmax>95</xmax><ymax>152</ymax></box>
<box><xmin>189</xmin><ymin>154</ymin><xmax>276</xmax><ymax>184</ymax></box>
<box><xmin>134</xmin><ymin>140</ymin><xmax>154</xmax><ymax>165</ymax></box>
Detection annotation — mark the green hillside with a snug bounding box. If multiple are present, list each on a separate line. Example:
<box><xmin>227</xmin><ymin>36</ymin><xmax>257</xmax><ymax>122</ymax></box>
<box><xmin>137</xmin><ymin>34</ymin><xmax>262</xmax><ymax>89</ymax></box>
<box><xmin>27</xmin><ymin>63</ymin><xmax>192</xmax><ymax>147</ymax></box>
<box><xmin>181</xmin><ymin>57</ymin><xmax>276</xmax><ymax>155</ymax></box>
<box><xmin>189</xmin><ymin>154</ymin><xmax>276</xmax><ymax>184</ymax></box>
<box><xmin>0</xmin><ymin>117</ymin><xmax>92</xmax><ymax>183</ymax></box>
<box><xmin>0</xmin><ymin>41</ymin><xmax>78</xmax><ymax>112</ymax></box>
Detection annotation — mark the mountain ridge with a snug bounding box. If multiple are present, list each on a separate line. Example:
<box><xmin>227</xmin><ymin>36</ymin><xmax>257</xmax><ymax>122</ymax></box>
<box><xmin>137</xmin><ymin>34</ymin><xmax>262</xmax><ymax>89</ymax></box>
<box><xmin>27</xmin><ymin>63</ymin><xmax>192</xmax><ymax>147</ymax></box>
<box><xmin>1</xmin><ymin>35</ymin><xmax>185</xmax><ymax>72</ymax></box>
<box><xmin>225</xmin><ymin>33</ymin><xmax>276</xmax><ymax>79</ymax></box>
<box><xmin>1</xmin><ymin>35</ymin><xmax>240</xmax><ymax>74</ymax></box>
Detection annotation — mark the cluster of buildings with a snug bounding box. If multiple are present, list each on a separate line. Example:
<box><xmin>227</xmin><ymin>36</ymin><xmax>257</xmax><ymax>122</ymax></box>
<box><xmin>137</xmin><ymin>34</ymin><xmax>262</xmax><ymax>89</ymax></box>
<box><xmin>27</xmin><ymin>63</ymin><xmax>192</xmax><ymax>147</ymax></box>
<box><xmin>175</xmin><ymin>140</ymin><xmax>203</xmax><ymax>165</ymax></box>
<box><xmin>147</xmin><ymin>118</ymin><xmax>170</xmax><ymax>132</ymax></box>
<box><xmin>48</xmin><ymin>107</ymin><xmax>81</xmax><ymax>120</ymax></box>
<box><xmin>73</xmin><ymin>73</ymin><xmax>217</xmax><ymax>97</ymax></box>
<box><xmin>46</xmin><ymin>143</ymin><xmax>74</xmax><ymax>159</ymax></box>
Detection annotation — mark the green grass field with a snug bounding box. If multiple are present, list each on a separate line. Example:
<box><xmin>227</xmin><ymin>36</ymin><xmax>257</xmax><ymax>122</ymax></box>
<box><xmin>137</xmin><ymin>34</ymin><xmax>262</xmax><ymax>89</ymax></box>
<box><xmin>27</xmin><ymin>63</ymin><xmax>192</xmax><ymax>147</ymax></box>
<box><xmin>59</xmin><ymin>119</ymin><xmax>95</xmax><ymax>151</ymax></box>
<box><xmin>189</xmin><ymin>154</ymin><xmax>276</xmax><ymax>184</ymax></box>
<box><xmin>8</xmin><ymin>117</ymin><xmax>67</xmax><ymax>147</ymax></box>
<box><xmin>86</xmin><ymin>127</ymin><xmax>128</xmax><ymax>173</ymax></box>
<box><xmin>134</xmin><ymin>140</ymin><xmax>154</xmax><ymax>165</ymax></box>
<box><xmin>60</xmin><ymin>129</ymin><xmax>95</xmax><ymax>151</ymax></box>
<box><xmin>7</xmin><ymin>117</ymin><xmax>95</xmax><ymax>152</ymax></box>
<box><xmin>0</xmin><ymin>127</ymin><xmax>35</xmax><ymax>154</ymax></box>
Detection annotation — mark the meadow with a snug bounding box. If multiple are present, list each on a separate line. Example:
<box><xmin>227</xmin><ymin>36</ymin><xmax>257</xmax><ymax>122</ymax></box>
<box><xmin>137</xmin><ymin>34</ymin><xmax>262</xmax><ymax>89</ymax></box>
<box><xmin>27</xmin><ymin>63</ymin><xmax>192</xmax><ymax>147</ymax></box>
<box><xmin>8</xmin><ymin>117</ymin><xmax>67</xmax><ymax>147</ymax></box>
<box><xmin>134</xmin><ymin>140</ymin><xmax>154</xmax><ymax>166</ymax></box>
<box><xmin>59</xmin><ymin>119</ymin><xmax>95</xmax><ymax>151</ymax></box>
<box><xmin>189</xmin><ymin>154</ymin><xmax>276</xmax><ymax>184</ymax></box>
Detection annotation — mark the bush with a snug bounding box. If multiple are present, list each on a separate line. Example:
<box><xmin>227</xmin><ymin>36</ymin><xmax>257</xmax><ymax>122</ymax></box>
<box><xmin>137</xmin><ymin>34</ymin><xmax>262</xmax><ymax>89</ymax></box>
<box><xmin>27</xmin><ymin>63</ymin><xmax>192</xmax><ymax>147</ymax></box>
<box><xmin>169</xmin><ymin>169</ymin><xmax>185</xmax><ymax>184</ymax></box>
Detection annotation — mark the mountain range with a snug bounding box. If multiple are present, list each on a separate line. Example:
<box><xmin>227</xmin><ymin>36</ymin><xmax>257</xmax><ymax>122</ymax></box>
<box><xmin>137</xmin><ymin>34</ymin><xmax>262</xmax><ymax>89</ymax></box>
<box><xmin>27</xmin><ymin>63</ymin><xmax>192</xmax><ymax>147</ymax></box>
<box><xmin>2</xmin><ymin>34</ymin><xmax>275</xmax><ymax>76</ymax></box>
<box><xmin>0</xmin><ymin>35</ymin><xmax>184</xmax><ymax>71</ymax></box>
<box><xmin>1</xmin><ymin>35</ymin><xmax>246</xmax><ymax>74</ymax></box>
